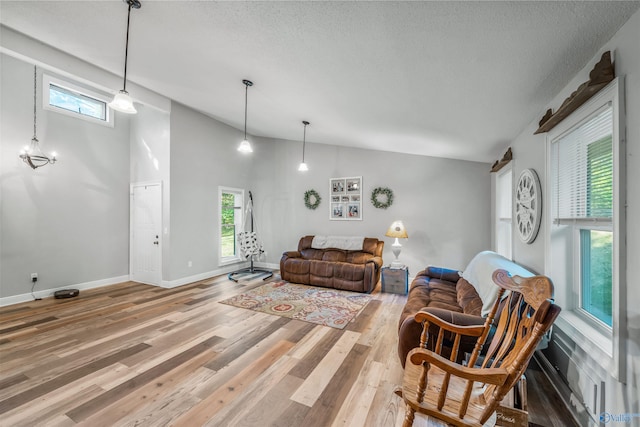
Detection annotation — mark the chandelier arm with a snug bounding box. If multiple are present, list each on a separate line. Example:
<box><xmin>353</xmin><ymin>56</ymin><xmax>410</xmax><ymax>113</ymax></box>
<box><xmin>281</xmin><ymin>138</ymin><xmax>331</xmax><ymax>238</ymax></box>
<box><xmin>33</xmin><ymin>65</ymin><xmax>37</xmax><ymax>138</ymax></box>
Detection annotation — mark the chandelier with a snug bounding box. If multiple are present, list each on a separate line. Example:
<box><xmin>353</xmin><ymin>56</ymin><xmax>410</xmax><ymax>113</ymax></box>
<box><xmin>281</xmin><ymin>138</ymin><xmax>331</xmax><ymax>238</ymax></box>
<box><xmin>19</xmin><ymin>65</ymin><xmax>57</xmax><ymax>169</ymax></box>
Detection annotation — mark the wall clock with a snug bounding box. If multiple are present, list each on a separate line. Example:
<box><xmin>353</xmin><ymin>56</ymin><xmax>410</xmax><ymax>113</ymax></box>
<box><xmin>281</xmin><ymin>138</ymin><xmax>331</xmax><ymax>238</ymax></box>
<box><xmin>516</xmin><ymin>168</ymin><xmax>542</xmax><ymax>244</ymax></box>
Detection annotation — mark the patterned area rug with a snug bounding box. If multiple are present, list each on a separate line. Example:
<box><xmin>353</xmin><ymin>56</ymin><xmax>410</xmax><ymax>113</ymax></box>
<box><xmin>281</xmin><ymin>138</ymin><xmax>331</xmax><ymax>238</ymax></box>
<box><xmin>219</xmin><ymin>281</ymin><xmax>371</xmax><ymax>329</ymax></box>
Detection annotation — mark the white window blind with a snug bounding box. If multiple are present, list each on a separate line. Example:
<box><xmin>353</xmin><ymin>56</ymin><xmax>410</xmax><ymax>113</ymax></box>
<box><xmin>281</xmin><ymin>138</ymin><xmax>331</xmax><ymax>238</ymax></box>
<box><xmin>551</xmin><ymin>106</ymin><xmax>613</xmax><ymax>223</ymax></box>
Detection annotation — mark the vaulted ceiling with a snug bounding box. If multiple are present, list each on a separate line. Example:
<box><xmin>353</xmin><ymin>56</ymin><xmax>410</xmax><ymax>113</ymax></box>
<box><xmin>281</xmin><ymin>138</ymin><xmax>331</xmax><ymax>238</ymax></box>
<box><xmin>1</xmin><ymin>1</ymin><xmax>638</xmax><ymax>162</ymax></box>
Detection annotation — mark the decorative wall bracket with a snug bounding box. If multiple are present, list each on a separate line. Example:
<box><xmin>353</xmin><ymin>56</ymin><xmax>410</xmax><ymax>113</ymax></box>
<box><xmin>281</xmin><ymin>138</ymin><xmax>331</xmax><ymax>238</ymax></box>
<box><xmin>490</xmin><ymin>147</ymin><xmax>512</xmax><ymax>173</ymax></box>
<box><xmin>535</xmin><ymin>51</ymin><xmax>614</xmax><ymax>134</ymax></box>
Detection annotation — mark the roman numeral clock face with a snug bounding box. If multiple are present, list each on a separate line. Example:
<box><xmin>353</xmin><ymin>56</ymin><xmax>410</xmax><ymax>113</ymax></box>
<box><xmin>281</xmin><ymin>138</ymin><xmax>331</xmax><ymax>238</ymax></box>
<box><xmin>516</xmin><ymin>168</ymin><xmax>542</xmax><ymax>244</ymax></box>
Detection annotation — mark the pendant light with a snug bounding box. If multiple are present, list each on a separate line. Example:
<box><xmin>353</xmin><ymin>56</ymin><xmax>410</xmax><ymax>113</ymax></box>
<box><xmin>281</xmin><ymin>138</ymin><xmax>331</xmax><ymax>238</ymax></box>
<box><xmin>109</xmin><ymin>0</ymin><xmax>142</xmax><ymax>114</ymax></box>
<box><xmin>19</xmin><ymin>65</ymin><xmax>57</xmax><ymax>169</ymax></box>
<box><xmin>237</xmin><ymin>79</ymin><xmax>254</xmax><ymax>153</ymax></box>
<box><xmin>298</xmin><ymin>121</ymin><xmax>310</xmax><ymax>171</ymax></box>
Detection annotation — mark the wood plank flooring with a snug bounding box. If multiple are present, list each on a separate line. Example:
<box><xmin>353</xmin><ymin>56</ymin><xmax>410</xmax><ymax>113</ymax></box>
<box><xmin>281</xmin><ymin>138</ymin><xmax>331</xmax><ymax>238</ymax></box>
<box><xmin>0</xmin><ymin>273</ymin><xmax>576</xmax><ymax>426</ymax></box>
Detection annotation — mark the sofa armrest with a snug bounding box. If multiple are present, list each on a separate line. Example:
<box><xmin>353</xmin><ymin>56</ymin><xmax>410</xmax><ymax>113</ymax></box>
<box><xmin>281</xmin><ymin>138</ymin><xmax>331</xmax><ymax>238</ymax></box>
<box><xmin>367</xmin><ymin>256</ymin><xmax>383</xmax><ymax>269</ymax></box>
<box><xmin>282</xmin><ymin>251</ymin><xmax>301</xmax><ymax>259</ymax></box>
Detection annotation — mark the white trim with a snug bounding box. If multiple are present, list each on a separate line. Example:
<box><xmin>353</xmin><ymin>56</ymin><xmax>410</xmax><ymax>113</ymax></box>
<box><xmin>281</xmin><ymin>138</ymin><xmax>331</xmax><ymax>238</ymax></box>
<box><xmin>544</xmin><ymin>77</ymin><xmax>626</xmax><ymax>382</ymax></box>
<box><xmin>218</xmin><ymin>186</ymin><xmax>245</xmax><ymax>266</ymax></box>
<box><xmin>43</xmin><ymin>73</ymin><xmax>114</xmax><ymax>127</ymax></box>
<box><xmin>159</xmin><ymin>262</ymin><xmax>279</xmax><ymax>288</ymax></box>
<box><xmin>0</xmin><ymin>275</ymin><xmax>130</xmax><ymax>307</ymax></box>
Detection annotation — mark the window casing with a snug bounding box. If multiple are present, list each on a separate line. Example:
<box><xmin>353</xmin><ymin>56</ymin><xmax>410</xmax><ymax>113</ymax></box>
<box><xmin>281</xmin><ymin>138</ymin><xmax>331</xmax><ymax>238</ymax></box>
<box><xmin>494</xmin><ymin>165</ymin><xmax>513</xmax><ymax>259</ymax></box>
<box><xmin>218</xmin><ymin>187</ymin><xmax>244</xmax><ymax>265</ymax></box>
<box><xmin>545</xmin><ymin>78</ymin><xmax>626</xmax><ymax>381</ymax></box>
<box><xmin>43</xmin><ymin>74</ymin><xmax>114</xmax><ymax>127</ymax></box>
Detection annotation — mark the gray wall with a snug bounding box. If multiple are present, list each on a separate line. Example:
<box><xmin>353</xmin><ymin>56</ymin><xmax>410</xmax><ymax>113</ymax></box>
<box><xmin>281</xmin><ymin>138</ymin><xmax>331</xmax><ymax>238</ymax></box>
<box><xmin>0</xmin><ymin>54</ymin><xmax>131</xmax><ymax>298</ymax></box>
<box><xmin>251</xmin><ymin>137</ymin><xmax>491</xmax><ymax>276</ymax></box>
<box><xmin>503</xmin><ymin>8</ymin><xmax>640</xmax><ymax>423</ymax></box>
<box><xmin>168</xmin><ymin>102</ymin><xmax>254</xmax><ymax>281</ymax></box>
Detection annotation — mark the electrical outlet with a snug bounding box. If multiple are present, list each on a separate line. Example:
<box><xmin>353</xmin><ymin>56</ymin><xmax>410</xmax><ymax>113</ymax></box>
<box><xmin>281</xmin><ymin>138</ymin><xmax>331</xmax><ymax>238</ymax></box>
<box><xmin>31</xmin><ymin>273</ymin><xmax>38</xmax><ymax>282</ymax></box>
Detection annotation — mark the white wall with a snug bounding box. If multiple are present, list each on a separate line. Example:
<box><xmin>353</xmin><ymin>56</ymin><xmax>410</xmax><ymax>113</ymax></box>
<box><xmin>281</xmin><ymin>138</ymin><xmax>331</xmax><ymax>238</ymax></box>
<box><xmin>505</xmin><ymin>8</ymin><xmax>640</xmax><ymax>424</ymax></box>
<box><xmin>0</xmin><ymin>54</ymin><xmax>131</xmax><ymax>300</ymax></box>
<box><xmin>250</xmin><ymin>135</ymin><xmax>491</xmax><ymax>276</ymax></box>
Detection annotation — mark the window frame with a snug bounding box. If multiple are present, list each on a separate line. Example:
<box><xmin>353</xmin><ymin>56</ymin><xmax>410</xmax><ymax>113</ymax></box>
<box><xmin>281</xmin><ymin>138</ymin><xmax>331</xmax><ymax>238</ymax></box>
<box><xmin>218</xmin><ymin>186</ymin><xmax>245</xmax><ymax>266</ymax></box>
<box><xmin>493</xmin><ymin>164</ymin><xmax>513</xmax><ymax>259</ymax></box>
<box><xmin>43</xmin><ymin>74</ymin><xmax>114</xmax><ymax>127</ymax></box>
<box><xmin>545</xmin><ymin>77</ymin><xmax>626</xmax><ymax>381</ymax></box>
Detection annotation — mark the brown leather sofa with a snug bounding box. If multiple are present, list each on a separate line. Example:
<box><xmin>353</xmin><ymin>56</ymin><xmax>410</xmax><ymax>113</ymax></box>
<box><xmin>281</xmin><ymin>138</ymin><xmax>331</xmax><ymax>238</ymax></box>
<box><xmin>397</xmin><ymin>266</ymin><xmax>484</xmax><ymax>367</ymax></box>
<box><xmin>280</xmin><ymin>236</ymin><xmax>384</xmax><ymax>293</ymax></box>
<box><xmin>397</xmin><ymin>252</ymin><xmax>537</xmax><ymax>367</ymax></box>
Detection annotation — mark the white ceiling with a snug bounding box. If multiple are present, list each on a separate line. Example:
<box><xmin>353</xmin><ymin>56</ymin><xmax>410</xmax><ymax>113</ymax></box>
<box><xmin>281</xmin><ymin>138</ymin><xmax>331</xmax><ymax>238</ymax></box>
<box><xmin>1</xmin><ymin>1</ymin><xmax>638</xmax><ymax>163</ymax></box>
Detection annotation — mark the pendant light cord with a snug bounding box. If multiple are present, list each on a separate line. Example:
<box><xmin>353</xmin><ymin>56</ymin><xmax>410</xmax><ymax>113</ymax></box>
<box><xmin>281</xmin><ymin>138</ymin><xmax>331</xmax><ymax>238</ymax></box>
<box><xmin>302</xmin><ymin>122</ymin><xmax>307</xmax><ymax>162</ymax></box>
<box><xmin>123</xmin><ymin>2</ymin><xmax>133</xmax><ymax>92</ymax></box>
<box><xmin>33</xmin><ymin>65</ymin><xmax>37</xmax><ymax>139</ymax></box>
<box><xmin>244</xmin><ymin>83</ymin><xmax>248</xmax><ymax>140</ymax></box>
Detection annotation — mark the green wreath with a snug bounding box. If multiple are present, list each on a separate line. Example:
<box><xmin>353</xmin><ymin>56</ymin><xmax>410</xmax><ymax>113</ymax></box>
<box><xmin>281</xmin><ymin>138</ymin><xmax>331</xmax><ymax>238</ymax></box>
<box><xmin>371</xmin><ymin>187</ymin><xmax>394</xmax><ymax>209</ymax></box>
<box><xmin>304</xmin><ymin>189</ymin><xmax>322</xmax><ymax>210</ymax></box>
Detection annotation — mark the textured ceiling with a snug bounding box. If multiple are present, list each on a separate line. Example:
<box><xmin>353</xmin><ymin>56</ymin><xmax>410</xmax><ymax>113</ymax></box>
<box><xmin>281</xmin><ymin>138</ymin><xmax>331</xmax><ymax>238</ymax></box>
<box><xmin>1</xmin><ymin>1</ymin><xmax>638</xmax><ymax>162</ymax></box>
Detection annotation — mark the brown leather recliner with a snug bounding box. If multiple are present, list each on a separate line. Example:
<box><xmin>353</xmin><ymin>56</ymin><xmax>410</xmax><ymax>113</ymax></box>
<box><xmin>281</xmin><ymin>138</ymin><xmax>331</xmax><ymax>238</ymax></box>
<box><xmin>280</xmin><ymin>236</ymin><xmax>384</xmax><ymax>293</ymax></box>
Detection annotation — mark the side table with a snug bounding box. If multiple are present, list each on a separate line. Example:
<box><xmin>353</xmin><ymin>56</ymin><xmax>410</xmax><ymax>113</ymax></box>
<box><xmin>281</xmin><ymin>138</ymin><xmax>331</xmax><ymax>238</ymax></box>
<box><xmin>381</xmin><ymin>265</ymin><xmax>409</xmax><ymax>295</ymax></box>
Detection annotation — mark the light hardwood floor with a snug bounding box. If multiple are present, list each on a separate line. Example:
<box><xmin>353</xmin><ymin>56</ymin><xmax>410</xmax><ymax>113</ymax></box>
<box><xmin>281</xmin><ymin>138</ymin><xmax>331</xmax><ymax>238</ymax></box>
<box><xmin>0</xmin><ymin>273</ymin><xmax>575</xmax><ymax>426</ymax></box>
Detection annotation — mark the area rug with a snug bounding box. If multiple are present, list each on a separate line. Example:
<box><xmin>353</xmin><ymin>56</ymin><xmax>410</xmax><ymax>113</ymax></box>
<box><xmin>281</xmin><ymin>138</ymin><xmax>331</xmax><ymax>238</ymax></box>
<box><xmin>219</xmin><ymin>281</ymin><xmax>371</xmax><ymax>329</ymax></box>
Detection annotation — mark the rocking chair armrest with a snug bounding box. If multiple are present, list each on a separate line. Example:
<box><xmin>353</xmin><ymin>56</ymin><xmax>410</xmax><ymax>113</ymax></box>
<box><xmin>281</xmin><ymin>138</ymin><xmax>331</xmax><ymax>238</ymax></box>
<box><xmin>407</xmin><ymin>347</ymin><xmax>508</xmax><ymax>385</ymax></box>
<box><xmin>414</xmin><ymin>310</ymin><xmax>486</xmax><ymax>337</ymax></box>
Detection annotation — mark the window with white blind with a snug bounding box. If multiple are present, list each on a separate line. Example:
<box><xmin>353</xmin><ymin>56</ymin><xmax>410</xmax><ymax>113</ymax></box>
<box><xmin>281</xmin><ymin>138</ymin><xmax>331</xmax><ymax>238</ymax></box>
<box><xmin>494</xmin><ymin>165</ymin><xmax>513</xmax><ymax>259</ymax></box>
<box><xmin>546</xmin><ymin>78</ymin><xmax>626</xmax><ymax>380</ymax></box>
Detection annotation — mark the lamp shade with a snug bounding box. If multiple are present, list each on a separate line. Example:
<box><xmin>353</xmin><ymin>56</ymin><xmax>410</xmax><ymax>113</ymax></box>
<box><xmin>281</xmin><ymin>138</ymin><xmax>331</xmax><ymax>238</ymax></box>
<box><xmin>385</xmin><ymin>220</ymin><xmax>408</xmax><ymax>239</ymax></box>
<box><xmin>109</xmin><ymin>90</ymin><xmax>137</xmax><ymax>114</ymax></box>
<box><xmin>298</xmin><ymin>162</ymin><xmax>308</xmax><ymax>171</ymax></box>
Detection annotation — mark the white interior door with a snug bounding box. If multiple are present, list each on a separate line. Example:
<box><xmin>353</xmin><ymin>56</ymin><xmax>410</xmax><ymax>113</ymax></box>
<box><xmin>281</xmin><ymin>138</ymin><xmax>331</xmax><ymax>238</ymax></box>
<box><xmin>131</xmin><ymin>183</ymin><xmax>162</xmax><ymax>286</ymax></box>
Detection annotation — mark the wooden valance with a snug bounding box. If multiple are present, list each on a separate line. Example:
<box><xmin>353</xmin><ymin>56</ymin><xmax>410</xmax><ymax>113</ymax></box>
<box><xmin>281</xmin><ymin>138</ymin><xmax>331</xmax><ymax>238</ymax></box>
<box><xmin>535</xmin><ymin>51</ymin><xmax>614</xmax><ymax>134</ymax></box>
<box><xmin>490</xmin><ymin>147</ymin><xmax>512</xmax><ymax>173</ymax></box>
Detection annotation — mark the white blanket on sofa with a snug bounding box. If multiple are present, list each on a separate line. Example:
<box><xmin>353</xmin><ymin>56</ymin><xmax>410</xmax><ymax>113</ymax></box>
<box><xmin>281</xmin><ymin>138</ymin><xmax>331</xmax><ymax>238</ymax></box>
<box><xmin>311</xmin><ymin>235</ymin><xmax>365</xmax><ymax>251</ymax></box>
<box><xmin>461</xmin><ymin>251</ymin><xmax>534</xmax><ymax>316</ymax></box>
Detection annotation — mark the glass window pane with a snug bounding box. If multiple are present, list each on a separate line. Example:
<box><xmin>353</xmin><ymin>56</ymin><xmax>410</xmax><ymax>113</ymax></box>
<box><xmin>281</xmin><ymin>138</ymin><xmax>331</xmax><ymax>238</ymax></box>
<box><xmin>580</xmin><ymin>229</ymin><xmax>612</xmax><ymax>326</ymax></box>
<box><xmin>49</xmin><ymin>84</ymin><xmax>107</xmax><ymax>121</ymax></box>
<box><xmin>221</xmin><ymin>224</ymin><xmax>236</xmax><ymax>258</ymax></box>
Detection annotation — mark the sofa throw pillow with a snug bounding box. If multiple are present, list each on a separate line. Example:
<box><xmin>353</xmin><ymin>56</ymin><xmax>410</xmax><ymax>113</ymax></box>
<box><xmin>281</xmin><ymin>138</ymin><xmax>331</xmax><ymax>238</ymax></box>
<box><xmin>461</xmin><ymin>251</ymin><xmax>533</xmax><ymax>316</ymax></box>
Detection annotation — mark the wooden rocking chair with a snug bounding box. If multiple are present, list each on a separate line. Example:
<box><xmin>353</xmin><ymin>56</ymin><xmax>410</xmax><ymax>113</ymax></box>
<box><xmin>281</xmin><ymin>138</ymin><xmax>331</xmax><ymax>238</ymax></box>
<box><xmin>396</xmin><ymin>269</ymin><xmax>561</xmax><ymax>427</ymax></box>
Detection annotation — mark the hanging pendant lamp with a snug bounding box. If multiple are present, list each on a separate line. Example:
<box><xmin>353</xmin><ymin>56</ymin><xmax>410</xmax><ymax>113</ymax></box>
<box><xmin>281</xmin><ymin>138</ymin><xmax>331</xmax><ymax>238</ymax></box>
<box><xmin>109</xmin><ymin>0</ymin><xmax>142</xmax><ymax>114</ymax></box>
<box><xmin>298</xmin><ymin>121</ymin><xmax>310</xmax><ymax>171</ymax></box>
<box><xmin>19</xmin><ymin>65</ymin><xmax>57</xmax><ymax>170</ymax></box>
<box><xmin>237</xmin><ymin>79</ymin><xmax>254</xmax><ymax>153</ymax></box>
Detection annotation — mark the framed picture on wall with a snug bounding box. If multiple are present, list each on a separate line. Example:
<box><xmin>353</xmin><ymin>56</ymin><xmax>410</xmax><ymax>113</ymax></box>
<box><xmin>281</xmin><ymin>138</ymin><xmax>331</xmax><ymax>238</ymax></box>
<box><xmin>331</xmin><ymin>178</ymin><xmax>346</xmax><ymax>195</ymax></box>
<box><xmin>331</xmin><ymin>203</ymin><xmax>345</xmax><ymax>219</ymax></box>
<box><xmin>330</xmin><ymin>176</ymin><xmax>362</xmax><ymax>220</ymax></box>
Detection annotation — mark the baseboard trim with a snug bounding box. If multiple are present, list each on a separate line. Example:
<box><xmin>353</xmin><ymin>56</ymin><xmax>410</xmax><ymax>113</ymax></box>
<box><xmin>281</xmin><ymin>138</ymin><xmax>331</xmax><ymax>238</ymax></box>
<box><xmin>0</xmin><ymin>275</ymin><xmax>130</xmax><ymax>307</ymax></box>
<box><xmin>160</xmin><ymin>262</ymin><xmax>280</xmax><ymax>288</ymax></box>
<box><xmin>533</xmin><ymin>351</ymin><xmax>585</xmax><ymax>427</ymax></box>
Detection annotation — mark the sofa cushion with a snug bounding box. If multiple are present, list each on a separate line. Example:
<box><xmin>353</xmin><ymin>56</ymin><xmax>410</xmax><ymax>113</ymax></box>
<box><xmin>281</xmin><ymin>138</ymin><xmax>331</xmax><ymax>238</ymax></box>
<box><xmin>456</xmin><ymin>278</ymin><xmax>482</xmax><ymax>316</ymax></box>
